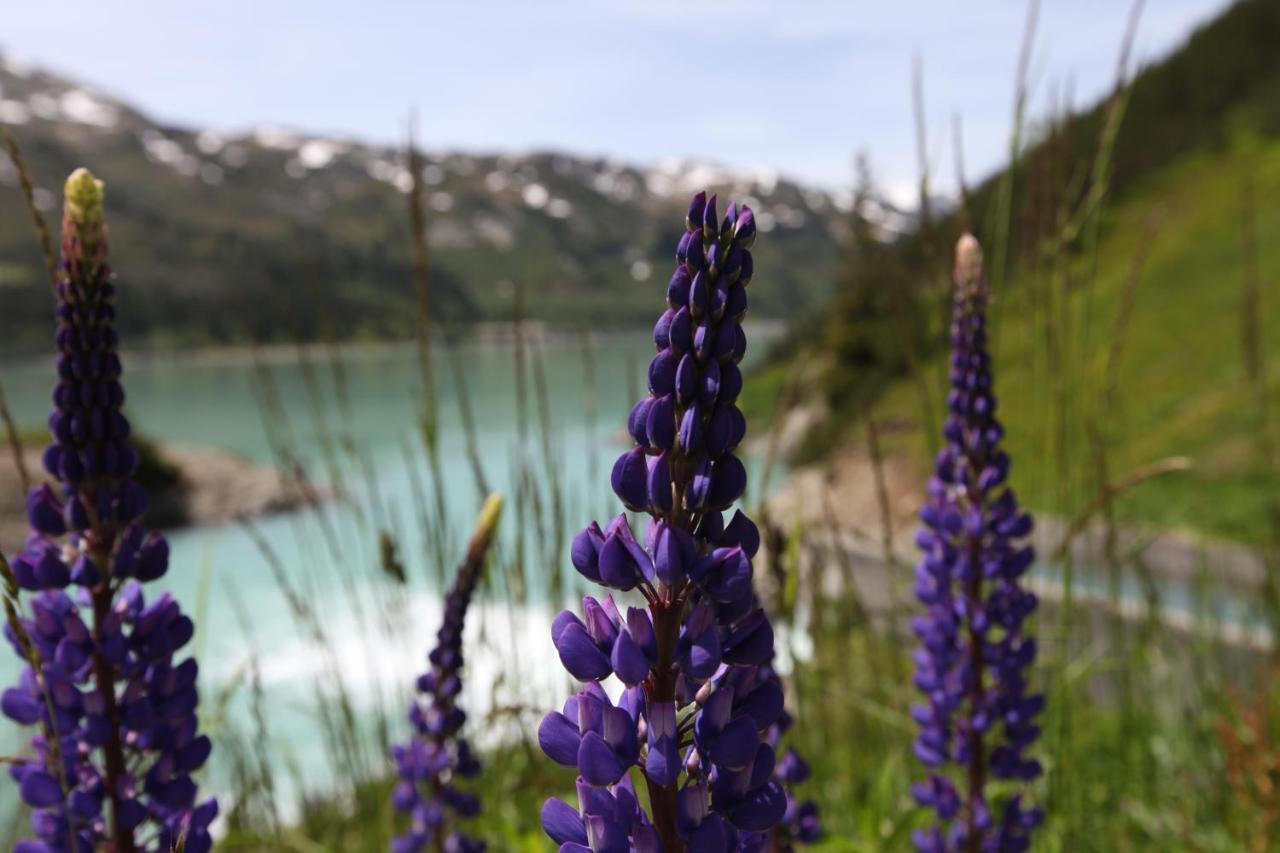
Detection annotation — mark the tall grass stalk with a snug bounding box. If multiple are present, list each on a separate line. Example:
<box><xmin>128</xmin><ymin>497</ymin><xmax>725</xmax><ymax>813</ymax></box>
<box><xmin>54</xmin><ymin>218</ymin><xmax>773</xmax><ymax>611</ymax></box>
<box><xmin>0</xmin><ymin>124</ymin><xmax>57</xmax><ymax>287</ymax></box>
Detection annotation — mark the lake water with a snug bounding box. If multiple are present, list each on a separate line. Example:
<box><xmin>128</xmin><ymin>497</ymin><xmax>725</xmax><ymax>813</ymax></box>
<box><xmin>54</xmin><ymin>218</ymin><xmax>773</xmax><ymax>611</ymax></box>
<box><xmin>0</xmin><ymin>326</ymin><xmax>783</xmax><ymax>831</ymax></box>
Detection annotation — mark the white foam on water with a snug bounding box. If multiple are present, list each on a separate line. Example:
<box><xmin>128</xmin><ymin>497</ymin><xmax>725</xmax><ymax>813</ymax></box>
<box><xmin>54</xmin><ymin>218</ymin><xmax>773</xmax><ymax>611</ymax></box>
<box><xmin>209</xmin><ymin>586</ymin><xmax>571</xmax><ymax>745</ymax></box>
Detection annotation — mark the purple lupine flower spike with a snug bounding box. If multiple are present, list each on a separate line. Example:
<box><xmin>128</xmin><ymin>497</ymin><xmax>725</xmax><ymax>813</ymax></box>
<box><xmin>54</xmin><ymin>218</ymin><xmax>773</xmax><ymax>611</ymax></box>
<box><xmin>542</xmin><ymin>193</ymin><xmax>786</xmax><ymax>851</ymax></box>
<box><xmin>1</xmin><ymin>169</ymin><xmax>217</xmax><ymax>852</ymax></box>
<box><xmin>910</xmin><ymin>235</ymin><xmax>1043</xmax><ymax>852</ymax></box>
<box><xmin>391</xmin><ymin>494</ymin><xmax>503</xmax><ymax>853</ymax></box>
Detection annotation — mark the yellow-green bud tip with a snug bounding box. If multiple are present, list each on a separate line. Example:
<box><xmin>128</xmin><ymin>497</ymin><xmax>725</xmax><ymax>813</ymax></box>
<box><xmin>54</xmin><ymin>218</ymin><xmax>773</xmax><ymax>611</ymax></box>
<box><xmin>65</xmin><ymin>167</ymin><xmax>105</xmax><ymax>227</ymax></box>
<box><xmin>463</xmin><ymin>493</ymin><xmax>504</xmax><ymax>566</ymax></box>
<box><xmin>474</xmin><ymin>493</ymin><xmax>504</xmax><ymax>539</ymax></box>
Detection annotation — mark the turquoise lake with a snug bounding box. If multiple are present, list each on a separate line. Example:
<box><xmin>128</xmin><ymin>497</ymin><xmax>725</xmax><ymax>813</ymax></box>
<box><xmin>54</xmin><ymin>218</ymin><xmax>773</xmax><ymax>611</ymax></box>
<box><xmin>0</xmin><ymin>327</ymin><xmax>782</xmax><ymax>830</ymax></box>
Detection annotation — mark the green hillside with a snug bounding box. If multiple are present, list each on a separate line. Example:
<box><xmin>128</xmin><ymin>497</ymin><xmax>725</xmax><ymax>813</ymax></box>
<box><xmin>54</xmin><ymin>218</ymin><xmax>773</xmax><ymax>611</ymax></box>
<box><xmin>879</xmin><ymin>131</ymin><xmax>1280</xmax><ymax>545</ymax></box>
<box><xmin>764</xmin><ymin>0</ymin><xmax>1280</xmax><ymax>545</ymax></box>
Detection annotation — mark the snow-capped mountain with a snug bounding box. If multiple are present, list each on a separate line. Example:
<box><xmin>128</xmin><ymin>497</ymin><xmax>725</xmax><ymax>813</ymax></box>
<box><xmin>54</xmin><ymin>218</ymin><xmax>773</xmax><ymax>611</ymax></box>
<box><xmin>0</xmin><ymin>50</ymin><xmax>850</xmax><ymax>351</ymax></box>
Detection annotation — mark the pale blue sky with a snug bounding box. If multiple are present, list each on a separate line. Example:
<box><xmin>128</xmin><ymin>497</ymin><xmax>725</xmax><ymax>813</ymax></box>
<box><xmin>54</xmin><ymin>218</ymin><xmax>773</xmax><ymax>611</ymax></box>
<box><xmin>3</xmin><ymin>0</ymin><xmax>1232</xmax><ymax>202</ymax></box>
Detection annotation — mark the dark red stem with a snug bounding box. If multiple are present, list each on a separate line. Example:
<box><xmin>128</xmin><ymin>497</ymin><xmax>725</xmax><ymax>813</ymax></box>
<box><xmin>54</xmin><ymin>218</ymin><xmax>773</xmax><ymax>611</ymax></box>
<box><xmin>89</xmin><ymin>556</ymin><xmax>136</xmax><ymax>853</ymax></box>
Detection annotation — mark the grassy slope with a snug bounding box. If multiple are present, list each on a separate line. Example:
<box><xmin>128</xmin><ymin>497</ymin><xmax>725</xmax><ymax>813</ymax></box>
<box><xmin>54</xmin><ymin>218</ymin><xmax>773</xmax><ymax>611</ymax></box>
<box><xmin>855</xmin><ymin>129</ymin><xmax>1280</xmax><ymax>546</ymax></box>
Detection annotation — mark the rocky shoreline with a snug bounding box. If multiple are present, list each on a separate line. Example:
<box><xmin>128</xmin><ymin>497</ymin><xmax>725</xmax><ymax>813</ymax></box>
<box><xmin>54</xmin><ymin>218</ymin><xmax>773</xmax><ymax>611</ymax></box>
<box><xmin>762</xmin><ymin>445</ymin><xmax>1272</xmax><ymax>649</ymax></box>
<box><xmin>0</xmin><ymin>441</ymin><xmax>317</xmax><ymax>555</ymax></box>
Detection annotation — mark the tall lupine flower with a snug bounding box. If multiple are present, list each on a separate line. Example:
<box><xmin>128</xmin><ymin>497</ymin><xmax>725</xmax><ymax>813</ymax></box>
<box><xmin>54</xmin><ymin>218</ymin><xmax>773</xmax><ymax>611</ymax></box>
<box><xmin>540</xmin><ymin>192</ymin><xmax>787</xmax><ymax>851</ymax></box>
<box><xmin>910</xmin><ymin>235</ymin><xmax>1043</xmax><ymax>853</ymax></box>
<box><xmin>391</xmin><ymin>494</ymin><xmax>503</xmax><ymax>853</ymax></box>
<box><xmin>1</xmin><ymin>170</ymin><xmax>216</xmax><ymax>853</ymax></box>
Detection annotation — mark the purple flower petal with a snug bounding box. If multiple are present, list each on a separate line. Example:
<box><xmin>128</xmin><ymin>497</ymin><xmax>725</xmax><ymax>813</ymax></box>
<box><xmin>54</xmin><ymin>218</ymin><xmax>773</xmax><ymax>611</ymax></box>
<box><xmin>648</xmin><ymin>350</ymin><xmax>677</xmax><ymax>397</ymax></box>
<box><xmin>705</xmin><ymin>405</ymin><xmax>733</xmax><ymax>457</ymax></box>
<box><xmin>726</xmin><ymin>782</ymin><xmax>784</xmax><ymax>831</ymax></box>
<box><xmin>577</xmin><ymin>730</ymin><xmax>626</xmax><ymax>786</ymax></box>
<box><xmin>19</xmin><ymin>768</ymin><xmax>62</xmax><ymax>808</ymax></box>
<box><xmin>706</xmin><ymin>715</ymin><xmax>759</xmax><ymax>771</ymax></box>
<box><xmin>707</xmin><ymin>454</ymin><xmax>746</xmax><ymax>510</ymax></box>
<box><xmin>719</xmin><ymin>510</ymin><xmax>760</xmax><ymax>558</ymax></box>
<box><xmin>554</xmin><ymin>621</ymin><xmax>613</xmax><ymax>681</ymax></box>
<box><xmin>667</xmin><ymin>266</ymin><xmax>691</xmax><ymax>307</ymax></box>
<box><xmin>646</xmin><ymin>394</ymin><xmax>676</xmax><ymax>452</ymax></box>
<box><xmin>571</xmin><ymin>522</ymin><xmax>606</xmax><ymax>583</ymax></box>
<box><xmin>611</xmin><ymin>629</ymin><xmax>650</xmax><ymax>687</ymax></box>
<box><xmin>653</xmin><ymin>309</ymin><xmax>674</xmax><ymax>351</ymax></box>
<box><xmin>25</xmin><ymin>485</ymin><xmax>65</xmax><ymax>537</ymax></box>
<box><xmin>689</xmin><ymin>271</ymin><xmax>710</xmax><ymax>318</ymax></box>
<box><xmin>675</xmin><ymin>353</ymin><xmax>698</xmax><ymax>405</ymax></box>
<box><xmin>1</xmin><ymin>688</ymin><xmax>42</xmax><ymax>724</ymax></box>
<box><xmin>644</xmin><ymin>734</ymin><xmax>680</xmax><ymax>787</ymax></box>
<box><xmin>686</xmin><ymin>192</ymin><xmax>707</xmax><ymax>231</ymax></box>
<box><xmin>538</xmin><ymin>712</ymin><xmax>581</xmax><ymax>767</ymax></box>
<box><xmin>647</xmin><ymin>453</ymin><xmax>672</xmax><ymax>514</ymax></box>
<box><xmin>670</xmin><ymin>307</ymin><xmax>693</xmax><ymax>353</ymax></box>
<box><xmin>542</xmin><ymin>797</ymin><xmax>588</xmax><ymax>846</ymax></box>
<box><xmin>628</xmin><ymin>398</ymin><xmax>654</xmax><ymax>449</ymax></box>
<box><xmin>734</xmin><ymin>207</ymin><xmax>756</xmax><ymax>248</ymax></box>
<box><xmin>652</xmin><ymin>523</ymin><xmax>695</xmax><ymax>585</ymax></box>
<box><xmin>700</xmin><ymin>359</ymin><xmax>721</xmax><ymax>408</ymax></box>
<box><xmin>586</xmin><ymin>813</ymin><xmax>631</xmax><ymax>853</ymax></box>
<box><xmin>611</xmin><ymin>447</ymin><xmax>649</xmax><ymax>511</ymax></box>
<box><xmin>678</xmin><ymin>404</ymin><xmax>702</xmax><ymax>454</ymax></box>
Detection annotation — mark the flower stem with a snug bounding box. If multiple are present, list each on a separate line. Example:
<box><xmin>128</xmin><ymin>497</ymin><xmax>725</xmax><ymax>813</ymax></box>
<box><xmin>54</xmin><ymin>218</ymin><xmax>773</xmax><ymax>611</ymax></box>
<box><xmin>91</xmin><ymin>579</ymin><xmax>136</xmax><ymax>853</ymax></box>
<box><xmin>646</xmin><ymin>589</ymin><xmax>684</xmax><ymax>851</ymax></box>
<box><xmin>961</xmin><ymin>291</ymin><xmax>988</xmax><ymax>853</ymax></box>
<box><xmin>964</xmin><ymin>530</ymin><xmax>985</xmax><ymax>853</ymax></box>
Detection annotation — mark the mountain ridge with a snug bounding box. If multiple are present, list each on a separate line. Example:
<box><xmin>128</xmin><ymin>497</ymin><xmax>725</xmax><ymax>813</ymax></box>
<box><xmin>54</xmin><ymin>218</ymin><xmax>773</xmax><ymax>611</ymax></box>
<box><xmin>0</xmin><ymin>49</ymin><xmax>848</xmax><ymax>353</ymax></box>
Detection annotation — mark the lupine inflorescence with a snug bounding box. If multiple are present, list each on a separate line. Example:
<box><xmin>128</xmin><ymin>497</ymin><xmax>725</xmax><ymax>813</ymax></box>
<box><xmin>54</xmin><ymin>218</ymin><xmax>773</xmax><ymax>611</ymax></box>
<box><xmin>1</xmin><ymin>170</ymin><xmax>217</xmax><ymax>853</ymax></box>
<box><xmin>910</xmin><ymin>235</ymin><xmax>1043</xmax><ymax>852</ymax></box>
<box><xmin>539</xmin><ymin>192</ymin><xmax>790</xmax><ymax>851</ymax></box>
<box><xmin>391</xmin><ymin>494</ymin><xmax>503</xmax><ymax>853</ymax></box>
